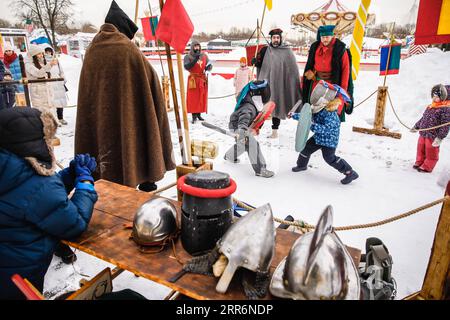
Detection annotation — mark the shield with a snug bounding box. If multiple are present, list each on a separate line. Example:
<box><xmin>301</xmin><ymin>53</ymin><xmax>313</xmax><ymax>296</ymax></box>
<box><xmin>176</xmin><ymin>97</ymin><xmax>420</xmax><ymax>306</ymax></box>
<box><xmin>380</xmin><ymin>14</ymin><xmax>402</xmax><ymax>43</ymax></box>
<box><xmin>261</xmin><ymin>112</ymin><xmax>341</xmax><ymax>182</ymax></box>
<box><xmin>295</xmin><ymin>103</ymin><xmax>312</xmax><ymax>153</ymax></box>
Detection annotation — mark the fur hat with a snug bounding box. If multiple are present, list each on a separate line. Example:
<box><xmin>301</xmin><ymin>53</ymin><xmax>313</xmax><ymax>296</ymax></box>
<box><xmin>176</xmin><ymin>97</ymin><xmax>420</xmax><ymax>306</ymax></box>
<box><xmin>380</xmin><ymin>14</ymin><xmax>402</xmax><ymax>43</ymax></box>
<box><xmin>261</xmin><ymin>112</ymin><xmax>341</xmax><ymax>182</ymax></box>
<box><xmin>28</xmin><ymin>44</ymin><xmax>44</xmax><ymax>57</ymax></box>
<box><xmin>0</xmin><ymin>108</ymin><xmax>58</xmax><ymax>176</ymax></box>
<box><xmin>431</xmin><ymin>84</ymin><xmax>448</xmax><ymax>101</ymax></box>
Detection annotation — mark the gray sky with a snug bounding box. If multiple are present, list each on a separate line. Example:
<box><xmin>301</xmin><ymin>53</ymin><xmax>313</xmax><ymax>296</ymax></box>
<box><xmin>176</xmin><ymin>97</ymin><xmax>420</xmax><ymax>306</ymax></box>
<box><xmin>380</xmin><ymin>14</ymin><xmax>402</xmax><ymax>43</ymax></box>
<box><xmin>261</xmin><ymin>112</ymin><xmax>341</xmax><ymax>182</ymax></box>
<box><xmin>0</xmin><ymin>0</ymin><xmax>417</xmax><ymax>36</ymax></box>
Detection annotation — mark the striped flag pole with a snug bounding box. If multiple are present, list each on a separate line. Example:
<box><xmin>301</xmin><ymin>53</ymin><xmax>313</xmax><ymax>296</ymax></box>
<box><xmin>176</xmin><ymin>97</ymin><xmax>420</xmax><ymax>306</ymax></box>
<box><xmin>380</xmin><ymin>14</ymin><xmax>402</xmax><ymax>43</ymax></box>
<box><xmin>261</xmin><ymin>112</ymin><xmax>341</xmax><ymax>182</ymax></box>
<box><xmin>350</xmin><ymin>0</ymin><xmax>371</xmax><ymax>81</ymax></box>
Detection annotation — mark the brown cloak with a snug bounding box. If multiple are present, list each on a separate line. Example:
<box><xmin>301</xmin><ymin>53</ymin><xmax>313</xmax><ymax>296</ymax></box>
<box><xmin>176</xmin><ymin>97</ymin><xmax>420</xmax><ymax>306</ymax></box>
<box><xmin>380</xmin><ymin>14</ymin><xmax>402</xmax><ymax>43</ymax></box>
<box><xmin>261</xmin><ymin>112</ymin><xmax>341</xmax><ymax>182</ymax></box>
<box><xmin>75</xmin><ymin>23</ymin><xmax>175</xmax><ymax>187</ymax></box>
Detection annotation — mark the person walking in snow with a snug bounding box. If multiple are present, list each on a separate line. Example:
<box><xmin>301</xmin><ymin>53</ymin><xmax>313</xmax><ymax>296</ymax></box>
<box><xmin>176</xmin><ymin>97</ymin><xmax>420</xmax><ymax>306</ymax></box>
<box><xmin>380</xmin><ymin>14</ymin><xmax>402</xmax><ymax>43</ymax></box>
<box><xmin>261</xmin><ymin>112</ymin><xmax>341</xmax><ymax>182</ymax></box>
<box><xmin>291</xmin><ymin>94</ymin><xmax>359</xmax><ymax>185</ymax></box>
<box><xmin>0</xmin><ymin>107</ymin><xmax>98</xmax><ymax>299</ymax></box>
<box><xmin>184</xmin><ymin>40</ymin><xmax>212</xmax><ymax>124</ymax></box>
<box><xmin>233</xmin><ymin>57</ymin><xmax>253</xmax><ymax>97</ymax></box>
<box><xmin>224</xmin><ymin>80</ymin><xmax>274</xmax><ymax>178</ymax></box>
<box><xmin>411</xmin><ymin>84</ymin><xmax>450</xmax><ymax>173</ymax></box>
<box><xmin>0</xmin><ymin>69</ymin><xmax>17</xmax><ymax>110</ymax></box>
<box><xmin>252</xmin><ymin>28</ymin><xmax>302</xmax><ymax>139</ymax></box>
<box><xmin>302</xmin><ymin>25</ymin><xmax>354</xmax><ymax>122</ymax></box>
<box><xmin>44</xmin><ymin>45</ymin><xmax>68</xmax><ymax>125</ymax></box>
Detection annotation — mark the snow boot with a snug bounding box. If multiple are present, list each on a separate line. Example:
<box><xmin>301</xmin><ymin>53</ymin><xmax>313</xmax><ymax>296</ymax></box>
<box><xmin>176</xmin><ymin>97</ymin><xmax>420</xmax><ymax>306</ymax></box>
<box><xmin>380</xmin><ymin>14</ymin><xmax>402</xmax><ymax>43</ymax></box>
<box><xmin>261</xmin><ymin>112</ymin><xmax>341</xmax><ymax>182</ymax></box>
<box><xmin>292</xmin><ymin>165</ymin><xmax>307</xmax><ymax>172</ymax></box>
<box><xmin>256</xmin><ymin>167</ymin><xmax>274</xmax><ymax>178</ymax></box>
<box><xmin>341</xmin><ymin>170</ymin><xmax>359</xmax><ymax>185</ymax></box>
<box><xmin>224</xmin><ymin>155</ymin><xmax>240</xmax><ymax>163</ymax></box>
<box><xmin>197</xmin><ymin>114</ymin><xmax>205</xmax><ymax>121</ymax></box>
<box><xmin>413</xmin><ymin>164</ymin><xmax>420</xmax><ymax>170</ymax></box>
<box><xmin>417</xmin><ymin>167</ymin><xmax>431</xmax><ymax>173</ymax></box>
<box><xmin>54</xmin><ymin>243</ymin><xmax>77</xmax><ymax>264</ymax></box>
<box><xmin>267</xmin><ymin>129</ymin><xmax>278</xmax><ymax>139</ymax></box>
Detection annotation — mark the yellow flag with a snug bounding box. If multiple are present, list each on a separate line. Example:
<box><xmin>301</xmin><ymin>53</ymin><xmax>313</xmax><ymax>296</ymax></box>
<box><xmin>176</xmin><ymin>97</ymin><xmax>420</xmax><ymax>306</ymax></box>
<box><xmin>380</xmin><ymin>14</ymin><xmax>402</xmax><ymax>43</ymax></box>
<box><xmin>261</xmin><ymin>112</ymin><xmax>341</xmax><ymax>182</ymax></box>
<box><xmin>264</xmin><ymin>0</ymin><xmax>272</xmax><ymax>11</ymax></box>
<box><xmin>350</xmin><ymin>0</ymin><xmax>371</xmax><ymax>80</ymax></box>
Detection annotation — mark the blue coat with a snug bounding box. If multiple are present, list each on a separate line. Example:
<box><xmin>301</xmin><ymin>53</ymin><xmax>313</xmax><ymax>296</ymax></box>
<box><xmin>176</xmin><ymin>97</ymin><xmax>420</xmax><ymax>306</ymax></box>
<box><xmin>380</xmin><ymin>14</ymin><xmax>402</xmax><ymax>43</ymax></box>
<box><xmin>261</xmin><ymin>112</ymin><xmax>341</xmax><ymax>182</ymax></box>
<box><xmin>0</xmin><ymin>149</ymin><xmax>98</xmax><ymax>299</ymax></box>
<box><xmin>311</xmin><ymin>108</ymin><xmax>341</xmax><ymax>148</ymax></box>
<box><xmin>4</xmin><ymin>57</ymin><xmax>23</xmax><ymax>92</ymax></box>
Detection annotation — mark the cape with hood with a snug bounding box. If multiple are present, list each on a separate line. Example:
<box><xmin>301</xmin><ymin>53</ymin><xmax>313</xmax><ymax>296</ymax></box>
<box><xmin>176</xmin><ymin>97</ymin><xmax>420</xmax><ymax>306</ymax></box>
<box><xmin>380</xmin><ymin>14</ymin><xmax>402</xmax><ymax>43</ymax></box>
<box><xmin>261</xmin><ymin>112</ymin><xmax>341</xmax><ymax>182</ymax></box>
<box><xmin>257</xmin><ymin>45</ymin><xmax>302</xmax><ymax>120</ymax></box>
<box><xmin>183</xmin><ymin>40</ymin><xmax>210</xmax><ymax>114</ymax></box>
<box><xmin>75</xmin><ymin>1</ymin><xmax>175</xmax><ymax>188</ymax></box>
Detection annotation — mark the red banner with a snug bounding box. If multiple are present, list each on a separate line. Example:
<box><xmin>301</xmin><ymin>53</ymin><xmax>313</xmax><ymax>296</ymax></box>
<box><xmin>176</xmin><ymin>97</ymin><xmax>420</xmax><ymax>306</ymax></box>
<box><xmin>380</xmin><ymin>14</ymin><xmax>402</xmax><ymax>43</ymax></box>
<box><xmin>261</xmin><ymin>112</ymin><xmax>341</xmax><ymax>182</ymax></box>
<box><xmin>141</xmin><ymin>16</ymin><xmax>157</xmax><ymax>41</ymax></box>
<box><xmin>155</xmin><ymin>0</ymin><xmax>194</xmax><ymax>54</ymax></box>
<box><xmin>415</xmin><ymin>0</ymin><xmax>450</xmax><ymax>45</ymax></box>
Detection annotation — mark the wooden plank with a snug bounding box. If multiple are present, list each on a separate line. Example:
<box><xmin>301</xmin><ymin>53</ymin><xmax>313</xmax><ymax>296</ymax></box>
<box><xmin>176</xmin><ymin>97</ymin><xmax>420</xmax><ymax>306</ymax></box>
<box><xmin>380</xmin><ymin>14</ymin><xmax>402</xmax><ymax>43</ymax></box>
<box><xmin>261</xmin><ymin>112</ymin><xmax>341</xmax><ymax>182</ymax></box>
<box><xmin>419</xmin><ymin>194</ymin><xmax>450</xmax><ymax>300</ymax></box>
<box><xmin>352</xmin><ymin>126</ymin><xmax>402</xmax><ymax>139</ymax></box>
<box><xmin>66</xmin><ymin>179</ymin><xmax>361</xmax><ymax>300</ymax></box>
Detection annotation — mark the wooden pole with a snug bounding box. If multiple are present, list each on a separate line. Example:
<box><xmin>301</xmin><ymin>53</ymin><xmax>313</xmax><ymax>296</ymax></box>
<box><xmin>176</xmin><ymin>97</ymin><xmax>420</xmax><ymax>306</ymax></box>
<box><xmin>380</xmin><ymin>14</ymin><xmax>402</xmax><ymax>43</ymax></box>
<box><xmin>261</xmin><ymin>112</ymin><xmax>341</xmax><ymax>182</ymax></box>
<box><xmin>251</xmin><ymin>2</ymin><xmax>267</xmax><ymax>76</ymax></box>
<box><xmin>419</xmin><ymin>188</ymin><xmax>450</xmax><ymax>299</ymax></box>
<box><xmin>134</xmin><ymin>0</ymin><xmax>140</xmax><ymax>24</ymax></box>
<box><xmin>158</xmin><ymin>0</ymin><xmax>187</xmax><ymax>164</ymax></box>
<box><xmin>382</xmin><ymin>22</ymin><xmax>395</xmax><ymax>87</ymax></box>
<box><xmin>373</xmin><ymin>86</ymin><xmax>388</xmax><ymax>131</ymax></box>
<box><xmin>176</xmin><ymin>53</ymin><xmax>193</xmax><ymax>166</ymax></box>
<box><xmin>18</xmin><ymin>54</ymin><xmax>31</xmax><ymax>107</ymax></box>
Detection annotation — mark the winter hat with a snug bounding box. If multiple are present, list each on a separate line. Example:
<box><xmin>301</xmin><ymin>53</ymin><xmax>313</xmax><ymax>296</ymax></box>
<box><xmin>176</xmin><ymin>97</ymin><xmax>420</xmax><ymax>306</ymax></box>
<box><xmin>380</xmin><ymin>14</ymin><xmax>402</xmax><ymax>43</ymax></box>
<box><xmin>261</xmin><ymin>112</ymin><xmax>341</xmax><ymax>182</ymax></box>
<box><xmin>4</xmin><ymin>69</ymin><xmax>12</xmax><ymax>77</ymax></box>
<box><xmin>105</xmin><ymin>0</ymin><xmax>138</xmax><ymax>40</ymax></box>
<box><xmin>431</xmin><ymin>84</ymin><xmax>448</xmax><ymax>101</ymax></box>
<box><xmin>3</xmin><ymin>44</ymin><xmax>13</xmax><ymax>52</ymax></box>
<box><xmin>0</xmin><ymin>108</ymin><xmax>58</xmax><ymax>176</ymax></box>
<box><xmin>317</xmin><ymin>25</ymin><xmax>336</xmax><ymax>41</ymax></box>
<box><xmin>28</xmin><ymin>44</ymin><xmax>44</xmax><ymax>57</ymax></box>
<box><xmin>269</xmin><ymin>28</ymin><xmax>283</xmax><ymax>36</ymax></box>
<box><xmin>240</xmin><ymin>57</ymin><xmax>247</xmax><ymax>64</ymax></box>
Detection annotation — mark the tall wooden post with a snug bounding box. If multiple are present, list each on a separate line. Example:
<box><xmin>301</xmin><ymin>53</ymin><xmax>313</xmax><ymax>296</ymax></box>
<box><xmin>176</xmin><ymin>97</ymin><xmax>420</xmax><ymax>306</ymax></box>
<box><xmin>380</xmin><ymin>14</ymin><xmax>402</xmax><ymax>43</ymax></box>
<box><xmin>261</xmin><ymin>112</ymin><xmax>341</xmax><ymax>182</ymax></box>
<box><xmin>18</xmin><ymin>55</ymin><xmax>31</xmax><ymax>107</ymax></box>
<box><xmin>158</xmin><ymin>0</ymin><xmax>187</xmax><ymax>165</ymax></box>
<box><xmin>161</xmin><ymin>75</ymin><xmax>171</xmax><ymax>111</ymax></box>
<box><xmin>352</xmin><ymin>23</ymin><xmax>401</xmax><ymax>140</ymax></box>
<box><xmin>176</xmin><ymin>53</ymin><xmax>192</xmax><ymax>166</ymax></box>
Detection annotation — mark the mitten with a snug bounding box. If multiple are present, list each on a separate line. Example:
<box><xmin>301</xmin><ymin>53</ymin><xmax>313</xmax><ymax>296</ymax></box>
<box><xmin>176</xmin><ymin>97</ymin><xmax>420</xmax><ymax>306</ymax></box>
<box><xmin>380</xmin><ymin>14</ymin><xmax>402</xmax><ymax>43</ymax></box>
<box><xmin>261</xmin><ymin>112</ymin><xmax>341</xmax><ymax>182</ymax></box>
<box><xmin>432</xmin><ymin>137</ymin><xmax>442</xmax><ymax>147</ymax></box>
<box><xmin>74</xmin><ymin>154</ymin><xmax>97</xmax><ymax>186</ymax></box>
<box><xmin>304</xmin><ymin>70</ymin><xmax>316</xmax><ymax>81</ymax></box>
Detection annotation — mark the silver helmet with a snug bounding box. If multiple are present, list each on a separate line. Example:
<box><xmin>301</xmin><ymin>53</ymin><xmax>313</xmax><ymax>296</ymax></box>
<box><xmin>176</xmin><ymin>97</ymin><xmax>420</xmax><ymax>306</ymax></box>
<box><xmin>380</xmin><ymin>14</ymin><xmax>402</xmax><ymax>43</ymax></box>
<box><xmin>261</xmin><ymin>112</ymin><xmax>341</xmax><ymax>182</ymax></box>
<box><xmin>132</xmin><ymin>197</ymin><xmax>178</xmax><ymax>246</ymax></box>
<box><xmin>309</xmin><ymin>80</ymin><xmax>338</xmax><ymax>113</ymax></box>
<box><xmin>215</xmin><ymin>203</ymin><xmax>276</xmax><ymax>294</ymax></box>
<box><xmin>270</xmin><ymin>205</ymin><xmax>360</xmax><ymax>300</ymax></box>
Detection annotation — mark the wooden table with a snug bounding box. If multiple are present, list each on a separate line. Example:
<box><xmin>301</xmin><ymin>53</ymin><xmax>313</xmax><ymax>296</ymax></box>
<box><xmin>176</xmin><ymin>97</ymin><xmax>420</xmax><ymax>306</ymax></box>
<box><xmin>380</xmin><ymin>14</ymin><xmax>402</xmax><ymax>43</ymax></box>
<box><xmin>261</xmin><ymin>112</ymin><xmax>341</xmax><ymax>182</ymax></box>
<box><xmin>65</xmin><ymin>179</ymin><xmax>361</xmax><ymax>300</ymax></box>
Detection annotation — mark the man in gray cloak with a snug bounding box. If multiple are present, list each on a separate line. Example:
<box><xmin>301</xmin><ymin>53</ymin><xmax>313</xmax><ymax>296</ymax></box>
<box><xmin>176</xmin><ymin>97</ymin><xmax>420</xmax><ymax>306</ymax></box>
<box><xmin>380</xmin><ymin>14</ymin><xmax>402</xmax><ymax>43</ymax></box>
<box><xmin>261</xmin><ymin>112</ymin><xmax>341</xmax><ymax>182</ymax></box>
<box><xmin>253</xmin><ymin>28</ymin><xmax>302</xmax><ymax>138</ymax></box>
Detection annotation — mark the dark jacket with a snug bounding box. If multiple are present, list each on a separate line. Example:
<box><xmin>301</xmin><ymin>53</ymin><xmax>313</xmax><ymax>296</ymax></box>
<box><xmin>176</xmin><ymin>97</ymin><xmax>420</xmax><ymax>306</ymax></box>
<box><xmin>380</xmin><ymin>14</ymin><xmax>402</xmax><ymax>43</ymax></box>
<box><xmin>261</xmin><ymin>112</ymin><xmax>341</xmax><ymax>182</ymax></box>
<box><xmin>414</xmin><ymin>104</ymin><xmax>450</xmax><ymax>140</ymax></box>
<box><xmin>302</xmin><ymin>39</ymin><xmax>354</xmax><ymax>118</ymax></box>
<box><xmin>0</xmin><ymin>60</ymin><xmax>4</xmax><ymax>109</ymax></box>
<box><xmin>0</xmin><ymin>82</ymin><xmax>16</xmax><ymax>109</ymax></box>
<box><xmin>229</xmin><ymin>94</ymin><xmax>258</xmax><ymax>130</ymax></box>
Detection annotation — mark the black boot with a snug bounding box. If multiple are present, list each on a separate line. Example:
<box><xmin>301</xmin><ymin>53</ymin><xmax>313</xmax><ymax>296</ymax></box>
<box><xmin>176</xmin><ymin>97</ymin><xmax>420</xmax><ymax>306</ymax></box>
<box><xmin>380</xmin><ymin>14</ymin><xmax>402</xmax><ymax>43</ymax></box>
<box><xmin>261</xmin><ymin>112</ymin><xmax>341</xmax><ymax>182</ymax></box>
<box><xmin>197</xmin><ymin>113</ymin><xmax>205</xmax><ymax>121</ymax></box>
<box><xmin>54</xmin><ymin>242</ymin><xmax>77</xmax><ymax>264</ymax></box>
<box><xmin>137</xmin><ymin>181</ymin><xmax>157</xmax><ymax>192</ymax></box>
<box><xmin>192</xmin><ymin>114</ymin><xmax>197</xmax><ymax>124</ymax></box>
<box><xmin>341</xmin><ymin>170</ymin><xmax>359</xmax><ymax>185</ymax></box>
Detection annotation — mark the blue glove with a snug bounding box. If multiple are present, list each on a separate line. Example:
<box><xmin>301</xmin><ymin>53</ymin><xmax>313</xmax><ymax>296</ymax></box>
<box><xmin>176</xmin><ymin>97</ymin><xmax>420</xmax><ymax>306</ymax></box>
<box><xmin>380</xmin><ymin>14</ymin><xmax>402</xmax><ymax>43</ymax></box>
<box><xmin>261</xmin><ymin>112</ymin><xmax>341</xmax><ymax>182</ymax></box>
<box><xmin>291</xmin><ymin>113</ymin><xmax>300</xmax><ymax>121</ymax></box>
<box><xmin>74</xmin><ymin>154</ymin><xmax>97</xmax><ymax>186</ymax></box>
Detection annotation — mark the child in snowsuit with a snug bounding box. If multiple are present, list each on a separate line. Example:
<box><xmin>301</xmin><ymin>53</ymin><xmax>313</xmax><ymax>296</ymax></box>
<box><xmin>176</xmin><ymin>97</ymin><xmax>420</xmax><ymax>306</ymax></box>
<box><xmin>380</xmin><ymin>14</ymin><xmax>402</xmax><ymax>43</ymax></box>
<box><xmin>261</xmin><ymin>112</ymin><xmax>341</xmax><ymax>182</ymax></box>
<box><xmin>411</xmin><ymin>84</ymin><xmax>450</xmax><ymax>173</ymax></box>
<box><xmin>233</xmin><ymin>57</ymin><xmax>253</xmax><ymax>97</ymax></box>
<box><xmin>225</xmin><ymin>80</ymin><xmax>274</xmax><ymax>178</ymax></box>
<box><xmin>291</xmin><ymin>98</ymin><xmax>359</xmax><ymax>184</ymax></box>
<box><xmin>0</xmin><ymin>69</ymin><xmax>17</xmax><ymax>109</ymax></box>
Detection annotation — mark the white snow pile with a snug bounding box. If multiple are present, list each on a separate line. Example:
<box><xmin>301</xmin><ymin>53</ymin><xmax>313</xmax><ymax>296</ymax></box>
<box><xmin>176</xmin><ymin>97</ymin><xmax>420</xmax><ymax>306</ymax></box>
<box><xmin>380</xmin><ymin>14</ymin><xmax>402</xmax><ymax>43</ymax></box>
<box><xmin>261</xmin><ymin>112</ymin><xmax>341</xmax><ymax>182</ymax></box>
<box><xmin>45</xmin><ymin>48</ymin><xmax>450</xmax><ymax>300</ymax></box>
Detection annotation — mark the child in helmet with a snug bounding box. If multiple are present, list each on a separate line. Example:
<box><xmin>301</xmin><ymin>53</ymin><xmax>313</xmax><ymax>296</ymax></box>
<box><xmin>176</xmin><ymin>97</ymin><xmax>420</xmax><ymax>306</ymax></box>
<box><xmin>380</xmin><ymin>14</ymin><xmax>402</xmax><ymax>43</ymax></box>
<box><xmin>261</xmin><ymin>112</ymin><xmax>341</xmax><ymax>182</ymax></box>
<box><xmin>225</xmin><ymin>80</ymin><xmax>274</xmax><ymax>178</ymax></box>
<box><xmin>233</xmin><ymin>57</ymin><xmax>253</xmax><ymax>97</ymax></box>
<box><xmin>411</xmin><ymin>84</ymin><xmax>450</xmax><ymax>173</ymax></box>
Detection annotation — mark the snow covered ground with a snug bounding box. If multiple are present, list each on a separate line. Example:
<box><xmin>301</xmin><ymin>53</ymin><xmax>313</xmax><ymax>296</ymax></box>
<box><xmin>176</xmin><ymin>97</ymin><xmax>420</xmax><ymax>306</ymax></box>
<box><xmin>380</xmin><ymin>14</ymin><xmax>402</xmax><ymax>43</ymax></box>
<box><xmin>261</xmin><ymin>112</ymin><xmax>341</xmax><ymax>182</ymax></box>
<box><xmin>45</xmin><ymin>49</ymin><xmax>450</xmax><ymax>300</ymax></box>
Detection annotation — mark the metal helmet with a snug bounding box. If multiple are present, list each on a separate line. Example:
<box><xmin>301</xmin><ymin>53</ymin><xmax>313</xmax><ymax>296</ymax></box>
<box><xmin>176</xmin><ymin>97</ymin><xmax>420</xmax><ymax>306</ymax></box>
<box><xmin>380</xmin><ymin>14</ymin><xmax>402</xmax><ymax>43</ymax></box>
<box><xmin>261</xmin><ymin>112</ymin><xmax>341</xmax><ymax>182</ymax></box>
<box><xmin>270</xmin><ymin>205</ymin><xmax>360</xmax><ymax>300</ymax></box>
<box><xmin>309</xmin><ymin>80</ymin><xmax>338</xmax><ymax>113</ymax></box>
<box><xmin>132</xmin><ymin>197</ymin><xmax>178</xmax><ymax>246</ymax></box>
<box><xmin>215</xmin><ymin>203</ymin><xmax>275</xmax><ymax>294</ymax></box>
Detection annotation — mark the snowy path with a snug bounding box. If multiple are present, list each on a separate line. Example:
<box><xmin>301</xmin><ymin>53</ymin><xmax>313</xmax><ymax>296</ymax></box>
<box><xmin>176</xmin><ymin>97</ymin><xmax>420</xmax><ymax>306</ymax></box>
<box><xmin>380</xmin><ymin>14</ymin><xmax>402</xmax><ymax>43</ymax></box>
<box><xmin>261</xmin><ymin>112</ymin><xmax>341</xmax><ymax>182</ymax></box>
<box><xmin>45</xmin><ymin>50</ymin><xmax>450</xmax><ymax>300</ymax></box>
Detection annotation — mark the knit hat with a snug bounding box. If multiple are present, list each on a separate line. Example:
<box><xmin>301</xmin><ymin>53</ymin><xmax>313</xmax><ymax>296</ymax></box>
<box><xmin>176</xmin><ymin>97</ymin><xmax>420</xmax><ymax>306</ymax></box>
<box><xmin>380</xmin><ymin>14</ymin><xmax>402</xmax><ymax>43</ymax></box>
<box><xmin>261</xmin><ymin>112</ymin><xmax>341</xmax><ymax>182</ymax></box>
<box><xmin>3</xmin><ymin>44</ymin><xmax>13</xmax><ymax>52</ymax></box>
<box><xmin>240</xmin><ymin>57</ymin><xmax>247</xmax><ymax>64</ymax></box>
<box><xmin>431</xmin><ymin>84</ymin><xmax>448</xmax><ymax>101</ymax></box>
<box><xmin>317</xmin><ymin>25</ymin><xmax>336</xmax><ymax>41</ymax></box>
<box><xmin>4</xmin><ymin>69</ymin><xmax>12</xmax><ymax>77</ymax></box>
<box><xmin>28</xmin><ymin>44</ymin><xmax>44</xmax><ymax>57</ymax></box>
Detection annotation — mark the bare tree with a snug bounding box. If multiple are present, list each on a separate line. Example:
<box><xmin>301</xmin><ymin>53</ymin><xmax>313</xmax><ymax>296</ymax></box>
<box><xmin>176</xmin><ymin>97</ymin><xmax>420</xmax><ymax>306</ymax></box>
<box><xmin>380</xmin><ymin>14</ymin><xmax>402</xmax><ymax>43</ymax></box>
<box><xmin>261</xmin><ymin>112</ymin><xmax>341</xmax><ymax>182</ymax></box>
<box><xmin>11</xmin><ymin>0</ymin><xmax>74</xmax><ymax>47</ymax></box>
<box><xmin>0</xmin><ymin>18</ymin><xmax>12</xmax><ymax>28</ymax></box>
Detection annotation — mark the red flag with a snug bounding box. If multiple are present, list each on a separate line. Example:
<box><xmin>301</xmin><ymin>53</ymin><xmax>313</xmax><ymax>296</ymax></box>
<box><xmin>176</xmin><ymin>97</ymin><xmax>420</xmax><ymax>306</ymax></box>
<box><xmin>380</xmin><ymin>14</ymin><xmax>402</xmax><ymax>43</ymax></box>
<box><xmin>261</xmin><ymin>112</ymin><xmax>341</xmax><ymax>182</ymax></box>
<box><xmin>141</xmin><ymin>16</ymin><xmax>157</xmax><ymax>41</ymax></box>
<box><xmin>415</xmin><ymin>0</ymin><xmax>450</xmax><ymax>45</ymax></box>
<box><xmin>155</xmin><ymin>0</ymin><xmax>194</xmax><ymax>53</ymax></box>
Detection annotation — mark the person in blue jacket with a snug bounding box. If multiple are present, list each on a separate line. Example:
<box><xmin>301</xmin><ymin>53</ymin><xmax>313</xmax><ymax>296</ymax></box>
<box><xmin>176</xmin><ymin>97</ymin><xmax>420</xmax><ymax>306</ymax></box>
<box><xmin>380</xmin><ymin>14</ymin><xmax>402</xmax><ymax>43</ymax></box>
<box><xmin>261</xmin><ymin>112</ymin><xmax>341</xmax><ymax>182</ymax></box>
<box><xmin>2</xmin><ymin>44</ymin><xmax>23</xmax><ymax>92</ymax></box>
<box><xmin>291</xmin><ymin>98</ymin><xmax>359</xmax><ymax>184</ymax></box>
<box><xmin>0</xmin><ymin>107</ymin><xmax>98</xmax><ymax>300</ymax></box>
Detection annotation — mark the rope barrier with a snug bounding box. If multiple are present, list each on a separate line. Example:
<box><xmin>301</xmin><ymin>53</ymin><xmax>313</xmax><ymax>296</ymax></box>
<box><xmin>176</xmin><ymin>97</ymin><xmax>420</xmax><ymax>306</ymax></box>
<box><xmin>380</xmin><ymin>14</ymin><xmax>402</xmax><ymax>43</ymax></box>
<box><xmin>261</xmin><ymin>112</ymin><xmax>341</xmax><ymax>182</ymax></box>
<box><xmin>387</xmin><ymin>90</ymin><xmax>450</xmax><ymax>132</ymax></box>
<box><xmin>233</xmin><ymin>196</ymin><xmax>448</xmax><ymax>232</ymax></box>
<box><xmin>353</xmin><ymin>89</ymin><xmax>378</xmax><ymax>109</ymax></box>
